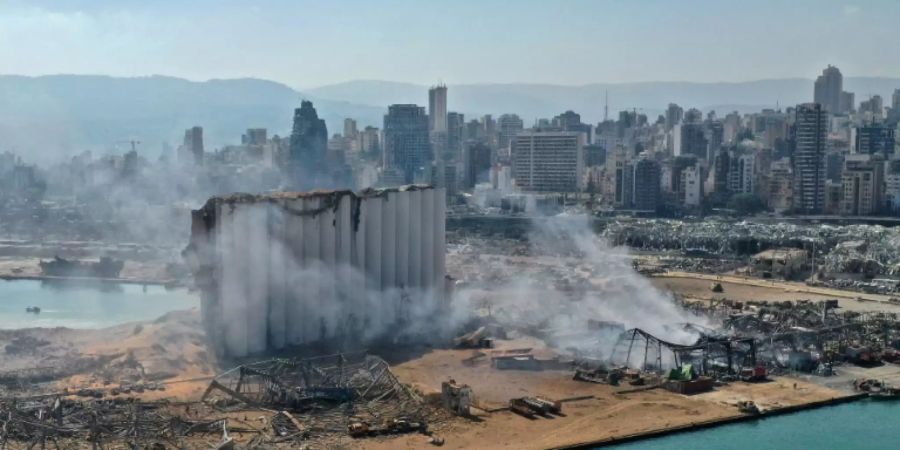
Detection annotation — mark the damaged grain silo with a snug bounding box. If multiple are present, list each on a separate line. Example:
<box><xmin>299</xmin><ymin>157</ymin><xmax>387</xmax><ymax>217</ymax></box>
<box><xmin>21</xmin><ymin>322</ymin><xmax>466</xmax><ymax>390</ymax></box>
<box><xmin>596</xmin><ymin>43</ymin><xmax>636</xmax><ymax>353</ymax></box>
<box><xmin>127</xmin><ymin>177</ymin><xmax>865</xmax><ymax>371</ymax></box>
<box><xmin>184</xmin><ymin>185</ymin><xmax>447</xmax><ymax>358</ymax></box>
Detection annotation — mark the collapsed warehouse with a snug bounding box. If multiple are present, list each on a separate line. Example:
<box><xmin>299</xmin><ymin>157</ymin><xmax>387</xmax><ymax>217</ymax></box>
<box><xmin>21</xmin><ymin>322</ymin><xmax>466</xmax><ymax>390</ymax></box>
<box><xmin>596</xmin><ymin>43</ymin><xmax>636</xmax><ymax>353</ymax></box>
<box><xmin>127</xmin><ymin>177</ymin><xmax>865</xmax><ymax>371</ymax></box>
<box><xmin>569</xmin><ymin>300</ymin><xmax>900</xmax><ymax>393</ymax></box>
<box><xmin>603</xmin><ymin>219</ymin><xmax>900</xmax><ymax>277</ymax></box>
<box><xmin>184</xmin><ymin>185</ymin><xmax>447</xmax><ymax>358</ymax></box>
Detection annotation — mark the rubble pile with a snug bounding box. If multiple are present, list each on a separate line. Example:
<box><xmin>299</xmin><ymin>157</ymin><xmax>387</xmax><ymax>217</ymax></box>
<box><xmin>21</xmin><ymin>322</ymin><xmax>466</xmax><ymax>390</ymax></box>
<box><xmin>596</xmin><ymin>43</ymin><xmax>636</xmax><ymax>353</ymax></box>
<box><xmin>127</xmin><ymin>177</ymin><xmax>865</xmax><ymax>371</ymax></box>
<box><xmin>605</xmin><ymin>300</ymin><xmax>900</xmax><ymax>381</ymax></box>
<box><xmin>604</xmin><ymin>219</ymin><xmax>900</xmax><ymax>278</ymax></box>
<box><xmin>201</xmin><ymin>352</ymin><xmax>432</xmax><ymax>445</ymax></box>
<box><xmin>0</xmin><ymin>396</ymin><xmax>225</xmax><ymax>448</ymax></box>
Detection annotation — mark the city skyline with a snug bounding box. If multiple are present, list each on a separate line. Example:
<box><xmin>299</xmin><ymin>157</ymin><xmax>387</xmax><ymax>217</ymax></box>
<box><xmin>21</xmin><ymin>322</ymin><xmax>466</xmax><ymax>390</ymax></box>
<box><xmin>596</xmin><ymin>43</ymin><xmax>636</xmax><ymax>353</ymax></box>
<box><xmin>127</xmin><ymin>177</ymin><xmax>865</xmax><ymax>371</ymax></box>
<box><xmin>1</xmin><ymin>1</ymin><xmax>898</xmax><ymax>89</ymax></box>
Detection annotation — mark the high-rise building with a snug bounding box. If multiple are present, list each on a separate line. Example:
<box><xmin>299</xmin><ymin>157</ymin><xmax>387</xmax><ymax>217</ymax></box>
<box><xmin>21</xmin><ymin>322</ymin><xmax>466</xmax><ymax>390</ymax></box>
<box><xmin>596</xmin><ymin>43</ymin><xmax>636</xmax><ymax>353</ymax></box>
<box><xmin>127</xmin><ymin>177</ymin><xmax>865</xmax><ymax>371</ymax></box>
<box><xmin>793</xmin><ymin>103</ymin><xmax>828</xmax><ymax>214</ymax></box>
<box><xmin>706</xmin><ymin>121</ymin><xmax>724</xmax><ymax>160</ymax></box>
<box><xmin>553</xmin><ymin>110</ymin><xmax>592</xmax><ymax>142</ymax></box>
<box><xmin>632</xmin><ymin>158</ymin><xmax>661</xmax><ymax>211</ymax></box>
<box><xmin>447</xmin><ymin>112</ymin><xmax>465</xmax><ymax>160</ymax></box>
<box><xmin>814</xmin><ymin>65</ymin><xmax>844</xmax><ymax>113</ymax></box>
<box><xmin>840</xmin><ymin>91</ymin><xmax>855</xmax><ymax>114</ymax></box>
<box><xmin>723</xmin><ymin>111</ymin><xmax>742</xmax><ymax>144</ymax></box>
<box><xmin>608</xmin><ymin>150</ymin><xmax>633</xmax><ymax>208</ymax></box>
<box><xmin>673</xmin><ymin>123</ymin><xmax>708</xmax><ymax>159</ymax></box>
<box><xmin>840</xmin><ymin>155</ymin><xmax>884</xmax><ymax>216</ymax></box>
<box><xmin>242</xmin><ymin>128</ymin><xmax>267</xmax><ymax>146</ymax></box>
<box><xmin>727</xmin><ymin>153</ymin><xmax>755</xmax><ymax>194</ymax></box>
<box><xmin>853</xmin><ymin>124</ymin><xmax>896</xmax><ymax>157</ymax></box>
<box><xmin>859</xmin><ymin>95</ymin><xmax>884</xmax><ymax>119</ymax></box>
<box><xmin>683</xmin><ymin>108</ymin><xmax>703</xmax><ymax>124</ymax></box>
<box><xmin>288</xmin><ymin>101</ymin><xmax>330</xmax><ymax>189</ymax></box>
<box><xmin>343</xmin><ymin>118</ymin><xmax>358</xmax><ymax>139</ymax></box>
<box><xmin>893</xmin><ymin>89</ymin><xmax>900</xmax><ymax>110</ymax></box>
<box><xmin>383</xmin><ymin>104</ymin><xmax>431</xmax><ymax>184</ymax></box>
<box><xmin>428</xmin><ymin>84</ymin><xmax>448</xmax><ymax>133</ymax></box>
<box><xmin>767</xmin><ymin>158</ymin><xmax>794</xmax><ymax>213</ymax></box>
<box><xmin>511</xmin><ymin>131</ymin><xmax>585</xmax><ymax>192</ymax></box>
<box><xmin>463</xmin><ymin>141</ymin><xmax>492</xmax><ymax>188</ymax></box>
<box><xmin>360</xmin><ymin>126</ymin><xmax>381</xmax><ymax>156</ymax></box>
<box><xmin>680</xmin><ymin>163</ymin><xmax>703</xmax><ymax>207</ymax></box>
<box><xmin>181</xmin><ymin>126</ymin><xmax>204</xmax><ymax>166</ymax></box>
<box><xmin>665</xmin><ymin>104</ymin><xmax>684</xmax><ymax>130</ymax></box>
<box><xmin>497</xmin><ymin>114</ymin><xmax>524</xmax><ymax>149</ymax></box>
<box><xmin>482</xmin><ymin>115</ymin><xmax>498</xmax><ymax>148</ymax></box>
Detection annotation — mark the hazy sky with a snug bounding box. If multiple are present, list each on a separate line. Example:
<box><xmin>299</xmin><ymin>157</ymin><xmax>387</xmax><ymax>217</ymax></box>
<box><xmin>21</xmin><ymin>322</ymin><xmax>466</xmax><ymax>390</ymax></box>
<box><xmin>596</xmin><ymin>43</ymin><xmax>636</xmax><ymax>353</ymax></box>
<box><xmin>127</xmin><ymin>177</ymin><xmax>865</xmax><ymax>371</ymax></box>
<box><xmin>1</xmin><ymin>0</ymin><xmax>898</xmax><ymax>89</ymax></box>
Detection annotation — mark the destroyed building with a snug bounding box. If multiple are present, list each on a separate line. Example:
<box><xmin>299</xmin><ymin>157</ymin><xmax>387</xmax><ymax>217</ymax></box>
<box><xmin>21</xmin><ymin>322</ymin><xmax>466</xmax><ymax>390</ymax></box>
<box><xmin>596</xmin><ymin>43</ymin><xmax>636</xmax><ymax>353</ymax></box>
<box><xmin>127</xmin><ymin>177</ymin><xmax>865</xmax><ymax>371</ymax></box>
<box><xmin>185</xmin><ymin>185</ymin><xmax>447</xmax><ymax>358</ymax></box>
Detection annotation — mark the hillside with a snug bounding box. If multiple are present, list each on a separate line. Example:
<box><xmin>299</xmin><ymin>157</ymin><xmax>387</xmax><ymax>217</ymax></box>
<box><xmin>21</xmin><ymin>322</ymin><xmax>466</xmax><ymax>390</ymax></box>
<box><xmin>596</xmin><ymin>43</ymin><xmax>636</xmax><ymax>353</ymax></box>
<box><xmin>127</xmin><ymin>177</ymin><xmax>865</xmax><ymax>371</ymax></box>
<box><xmin>0</xmin><ymin>75</ymin><xmax>383</xmax><ymax>161</ymax></box>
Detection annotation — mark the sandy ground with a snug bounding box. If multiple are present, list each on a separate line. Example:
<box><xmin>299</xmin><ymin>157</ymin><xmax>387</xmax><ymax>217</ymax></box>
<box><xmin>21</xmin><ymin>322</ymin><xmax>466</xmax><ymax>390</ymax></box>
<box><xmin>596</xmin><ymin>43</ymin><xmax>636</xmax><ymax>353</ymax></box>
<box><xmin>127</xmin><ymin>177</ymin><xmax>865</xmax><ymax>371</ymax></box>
<box><xmin>651</xmin><ymin>272</ymin><xmax>900</xmax><ymax>313</ymax></box>
<box><xmin>1</xmin><ymin>253</ymin><xmax>897</xmax><ymax>448</ymax></box>
<box><xmin>0</xmin><ymin>309</ymin><xmax>216</xmax><ymax>399</ymax></box>
<box><xmin>361</xmin><ymin>340</ymin><xmax>850</xmax><ymax>450</ymax></box>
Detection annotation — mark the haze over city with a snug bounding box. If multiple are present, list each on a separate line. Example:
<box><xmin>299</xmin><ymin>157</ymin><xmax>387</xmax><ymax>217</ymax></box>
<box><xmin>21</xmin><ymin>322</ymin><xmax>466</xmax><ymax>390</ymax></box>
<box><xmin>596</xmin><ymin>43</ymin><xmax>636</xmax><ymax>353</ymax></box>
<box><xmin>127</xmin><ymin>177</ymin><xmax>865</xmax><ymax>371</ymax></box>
<box><xmin>2</xmin><ymin>0</ymin><xmax>899</xmax><ymax>87</ymax></box>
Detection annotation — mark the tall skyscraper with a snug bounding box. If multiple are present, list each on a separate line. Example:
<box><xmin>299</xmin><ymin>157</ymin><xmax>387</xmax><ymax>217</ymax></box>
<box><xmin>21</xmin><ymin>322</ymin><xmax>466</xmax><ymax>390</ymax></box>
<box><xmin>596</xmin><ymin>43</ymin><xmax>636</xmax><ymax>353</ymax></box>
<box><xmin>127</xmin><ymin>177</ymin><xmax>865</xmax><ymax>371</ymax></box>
<box><xmin>497</xmin><ymin>114</ymin><xmax>524</xmax><ymax>149</ymax></box>
<box><xmin>793</xmin><ymin>103</ymin><xmax>828</xmax><ymax>214</ymax></box>
<box><xmin>343</xmin><ymin>118</ymin><xmax>358</xmax><ymax>139</ymax></box>
<box><xmin>464</xmin><ymin>141</ymin><xmax>492</xmax><ymax>188</ymax></box>
<box><xmin>632</xmin><ymin>158</ymin><xmax>661</xmax><ymax>211</ymax></box>
<box><xmin>447</xmin><ymin>112</ymin><xmax>465</xmax><ymax>160</ymax></box>
<box><xmin>384</xmin><ymin>104</ymin><xmax>431</xmax><ymax>184</ymax></box>
<box><xmin>242</xmin><ymin>128</ymin><xmax>267</xmax><ymax>146</ymax></box>
<box><xmin>893</xmin><ymin>89</ymin><xmax>900</xmax><ymax>110</ymax></box>
<box><xmin>428</xmin><ymin>84</ymin><xmax>448</xmax><ymax>133</ymax></box>
<box><xmin>288</xmin><ymin>100</ymin><xmax>329</xmax><ymax>188</ymax></box>
<box><xmin>181</xmin><ymin>126</ymin><xmax>204</xmax><ymax>166</ymax></box>
<box><xmin>814</xmin><ymin>65</ymin><xmax>852</xmax><ymax>114</ymax></box>
<box><xmin>511</xmin><ymin>131</ymin><xmax>584</xmax><ymax>192</ymax></box>
<box><xmin>706</xmin><ymin>121</ymin><xmax>724</xmax><ymax>160</ymax></box>
<box><xmin>665</xmin><ymin>104</ymin><xmax>683</xmax><ymax>130</ymax></box>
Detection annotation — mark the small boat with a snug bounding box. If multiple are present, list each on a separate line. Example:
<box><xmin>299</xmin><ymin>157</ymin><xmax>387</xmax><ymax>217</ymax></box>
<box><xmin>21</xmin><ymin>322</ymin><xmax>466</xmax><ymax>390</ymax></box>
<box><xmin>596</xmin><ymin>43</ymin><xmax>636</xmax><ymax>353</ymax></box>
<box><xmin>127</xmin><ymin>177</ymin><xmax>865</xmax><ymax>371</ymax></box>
<box><xmin>25</xmin><ymin>306</ymin><xmax>41</xmax><ymax>314</ymax></box>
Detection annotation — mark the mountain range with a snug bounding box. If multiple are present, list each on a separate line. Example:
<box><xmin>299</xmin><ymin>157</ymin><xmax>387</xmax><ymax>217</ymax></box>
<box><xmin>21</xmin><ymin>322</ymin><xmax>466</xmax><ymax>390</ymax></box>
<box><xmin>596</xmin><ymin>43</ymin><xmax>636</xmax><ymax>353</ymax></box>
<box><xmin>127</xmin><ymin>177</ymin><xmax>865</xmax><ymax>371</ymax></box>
<box><xmin>1</xmin><ymin>74</ymin><xmax>898</xmax><ymax>161</ymax></box>
<box><xmin>307</xmin><ymin>78</ymin><xmax>900</xmax><ymax>123</ymax></box>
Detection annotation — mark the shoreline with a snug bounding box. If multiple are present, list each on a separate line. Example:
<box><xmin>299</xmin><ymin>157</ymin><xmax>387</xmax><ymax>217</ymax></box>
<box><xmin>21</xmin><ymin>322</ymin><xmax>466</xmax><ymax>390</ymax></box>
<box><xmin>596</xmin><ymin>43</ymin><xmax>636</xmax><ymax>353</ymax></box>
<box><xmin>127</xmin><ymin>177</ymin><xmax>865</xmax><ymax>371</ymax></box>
<box><xmin>551</xmin><ymin>392</ymin><xmax>869</xmax><ymax>450</ymax></box>
<box><xmin>0</xmin><ymin>273</ymin><xmax>181</xmax><ymax>287</ymax></box>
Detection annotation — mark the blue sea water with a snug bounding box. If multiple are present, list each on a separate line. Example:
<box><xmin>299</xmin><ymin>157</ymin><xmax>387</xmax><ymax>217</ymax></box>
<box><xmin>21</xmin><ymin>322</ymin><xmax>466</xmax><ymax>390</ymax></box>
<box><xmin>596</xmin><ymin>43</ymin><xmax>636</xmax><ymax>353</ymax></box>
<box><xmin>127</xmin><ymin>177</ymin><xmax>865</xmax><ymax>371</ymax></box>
<box><xmin>0</xmin><ymin>279</ymin><xmax>198</xmax><ymax>329</ymax></box>
<box><xmin>606</xmin><ymin>400</ymin><xmax>900</xmax><ymax>450</ymax></box>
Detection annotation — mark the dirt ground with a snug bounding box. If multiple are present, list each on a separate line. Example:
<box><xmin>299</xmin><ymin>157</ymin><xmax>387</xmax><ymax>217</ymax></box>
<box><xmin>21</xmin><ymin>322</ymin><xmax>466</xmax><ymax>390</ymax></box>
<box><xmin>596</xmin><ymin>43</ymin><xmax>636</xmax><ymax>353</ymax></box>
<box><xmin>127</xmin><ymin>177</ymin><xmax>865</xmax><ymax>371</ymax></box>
<box><xmin>0</xmin><ymin>309</ymin><xmax>216</xmax><ymax>399</ymax></box>
<box><xmin>651</xmin><ymin>273</ymin><xmax>900</xmax><ymax>313</ymax></box>
<box><xmin>362</xmin><ymin>339</ymin><xmax>849</xmax><ymax>450</ymax></box>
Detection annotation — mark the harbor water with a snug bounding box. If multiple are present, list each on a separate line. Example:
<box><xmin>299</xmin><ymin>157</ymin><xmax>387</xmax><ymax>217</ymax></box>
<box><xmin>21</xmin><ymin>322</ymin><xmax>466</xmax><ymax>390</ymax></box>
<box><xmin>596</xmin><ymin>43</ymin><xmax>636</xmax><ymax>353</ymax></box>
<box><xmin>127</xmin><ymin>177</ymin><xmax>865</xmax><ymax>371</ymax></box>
<box><xmin>0</xmin><ymin>279</ymin><xmax>198</xmax><ymax>329</ymax></box>
<box><xmin>607</xmin><ymin>400</ymin><xmax>899</xmax><ymax>450</ymax></box>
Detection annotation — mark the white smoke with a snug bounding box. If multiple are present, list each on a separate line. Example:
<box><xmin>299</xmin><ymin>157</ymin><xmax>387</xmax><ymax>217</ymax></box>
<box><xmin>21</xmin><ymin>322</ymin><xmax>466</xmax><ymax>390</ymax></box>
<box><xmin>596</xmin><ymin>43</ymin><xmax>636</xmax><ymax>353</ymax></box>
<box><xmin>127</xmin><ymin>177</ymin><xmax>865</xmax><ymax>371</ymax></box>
<box><xmin>452</xmin><ymin>214</ymin><xmax>710</xmax><ymax>361</ymax></box>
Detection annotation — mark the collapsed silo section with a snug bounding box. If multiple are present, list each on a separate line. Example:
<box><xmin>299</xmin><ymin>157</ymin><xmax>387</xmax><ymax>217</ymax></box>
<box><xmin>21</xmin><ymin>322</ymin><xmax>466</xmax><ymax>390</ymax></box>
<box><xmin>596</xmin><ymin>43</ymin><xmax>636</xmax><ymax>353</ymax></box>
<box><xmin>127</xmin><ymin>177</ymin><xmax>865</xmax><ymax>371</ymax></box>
<box><xmin>184</xmin><ymin>185</ymin><xmax>446</xmax><ymax>358</ymax></box>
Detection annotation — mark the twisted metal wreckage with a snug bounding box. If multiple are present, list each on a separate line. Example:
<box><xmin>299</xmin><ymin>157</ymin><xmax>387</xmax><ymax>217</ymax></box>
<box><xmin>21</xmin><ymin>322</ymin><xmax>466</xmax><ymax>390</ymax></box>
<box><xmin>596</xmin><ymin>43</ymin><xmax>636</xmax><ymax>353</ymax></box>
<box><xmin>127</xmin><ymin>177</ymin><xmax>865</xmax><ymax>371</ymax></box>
<box><xmin>0</xmin><ymin>353</ymin><xmax>430</xmax><ymax>449</ymax></box>
<box><xmin>604</xmin><ymin>219</ymin><xmax>900</xmax><ymax>276</ymax></box>
<box><xmin>599</xmin><ymin>301</ymin><xmax>900</xmax><ymax>381</ymax></box>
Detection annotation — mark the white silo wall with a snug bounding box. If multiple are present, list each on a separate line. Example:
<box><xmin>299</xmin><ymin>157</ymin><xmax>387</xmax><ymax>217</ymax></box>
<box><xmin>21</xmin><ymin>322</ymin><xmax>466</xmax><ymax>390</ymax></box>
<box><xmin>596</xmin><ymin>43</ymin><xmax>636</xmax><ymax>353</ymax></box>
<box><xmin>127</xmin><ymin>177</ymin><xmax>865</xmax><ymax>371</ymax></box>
<box><xmin>434</xmin><ymin>188</ymin><xmax>447</xmax><ymax>298</ymax></box>
<box><xmin>394</xmin><ymin>191</ymin><xmax>409</xmax><ymax>289</ymax></box>
<box><xmin>188</xmin><ymin>186</ymin><xmax>446</xmax><ymax>358</ymax></box>
<box><xmin>221</xmin><ymin>202</ymin><xmax>248</xmax><ymax>358</ymax></box>
<box><xmin>268</xmin><ymin>200</ymin><xmax>287</xmax><ymax>350</ymax></box>
<box><xmin>245</xmin><ymin>202</ymin><xmax>269</xmax><ymax>355</ymax></box>
<box><xmin>422</xmin><ymin>190</ymin><xmax>435</xmax><ymax>290</ymax></box>
<box><xmin>284</xmin><ymin>197</ymin><xmax>306</xmax><ymax>346</ymax></box>
<box><xmin>381</xmin><ymin>192</ymin><xmax>397</xmax><ymax>291</ymax></box>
